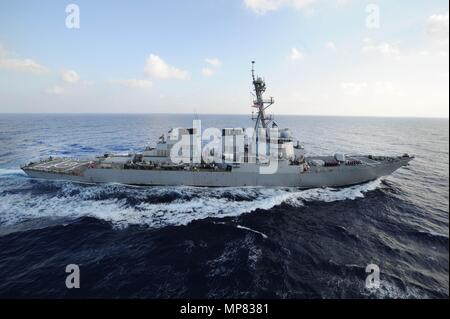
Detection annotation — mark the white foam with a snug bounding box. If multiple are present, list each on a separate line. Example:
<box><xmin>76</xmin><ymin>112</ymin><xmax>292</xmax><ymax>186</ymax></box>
<box><xmin>236</xmin><ymin>225</ymin><xmax>269</xmax><ymax>239</ymax></box>
<box><xmin>298</xmin><ymin>179</ymin><xmax>382</xmax><ymax>203</ymax></box>
<box><xmin>0</xmin><ymin>177</ymin><xmax>383</xmax><ymax>229</ymax></box>
<box><xmin>0</xmin><ymin>169</ymin><xmax>26</xmax><ymax>177</ymax></box>
<box><xmin>362</xmin><ymin>279</ymin><xmax>430</xmax><ymax>299</ymax></box>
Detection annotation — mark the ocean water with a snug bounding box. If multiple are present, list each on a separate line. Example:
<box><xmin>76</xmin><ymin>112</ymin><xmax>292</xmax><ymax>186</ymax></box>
<box><xmin>0</xmin><ymin>114</ymin><xmax>448</xmax><ymax>298</ymax></box>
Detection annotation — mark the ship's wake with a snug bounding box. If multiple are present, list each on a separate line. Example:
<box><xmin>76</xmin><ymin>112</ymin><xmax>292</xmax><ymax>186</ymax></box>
<box><xmin>0</xmin><ymin>169</ymin><xmax>383</xmax><ymax>229</ymax></box>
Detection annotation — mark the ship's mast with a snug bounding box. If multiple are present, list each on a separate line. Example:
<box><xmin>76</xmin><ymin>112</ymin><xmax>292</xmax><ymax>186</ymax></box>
<box><xmin>251</xmin><ymin>61</ymin><xmax>274</xmax><ymax>131</ymax></box>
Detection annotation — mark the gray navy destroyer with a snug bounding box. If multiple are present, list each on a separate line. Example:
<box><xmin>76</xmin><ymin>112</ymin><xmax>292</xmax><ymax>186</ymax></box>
<box><xmin>22</xmin><ymin>62</ymin><xmax>414</xmax><ymax>187</ymax></box>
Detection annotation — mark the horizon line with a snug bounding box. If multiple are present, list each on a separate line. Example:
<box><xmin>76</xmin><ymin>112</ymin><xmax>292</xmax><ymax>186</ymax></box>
<box><xmin>0</xmin><ymin>112</ymin><xmax>448</xmax><ymax>120</ymax></box>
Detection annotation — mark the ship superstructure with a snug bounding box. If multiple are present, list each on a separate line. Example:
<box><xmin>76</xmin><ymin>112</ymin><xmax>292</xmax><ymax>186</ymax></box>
<box><xmin>22</xmin><ymin>63</ymin><xmax>414</xmax><ymax>187</ymax></box>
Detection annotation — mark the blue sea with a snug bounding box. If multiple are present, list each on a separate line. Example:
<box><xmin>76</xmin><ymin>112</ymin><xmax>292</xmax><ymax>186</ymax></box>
<box><xmin>0</xmin><ymin>114</ymin><xmax>448</xmax><ymax>298</ymax></box>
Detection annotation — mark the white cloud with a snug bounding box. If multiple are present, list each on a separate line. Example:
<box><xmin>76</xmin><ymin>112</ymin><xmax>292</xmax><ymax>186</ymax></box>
<box><xmin>0</xmin><ymin>45</ymin><xmax>48</xmax><ymax>74</ymax></box>
<box><xmin>340</xmin><ymin>81</ymin><xmax>402</xmax><ymax>98</ymax></box>
<box><xmin>336</xmin><ymin>0</ymin><xmax>350</xmax><ymax>5</ymax></box>
<box><xmin>62</xmin><ymin>70</ymin><xmax>80</xmax><ymax>83</ymax></box>
<box><xmin>108</xmin><ymin>79</ymin><xmax>153</xmax><ymax>88</ymax></box>
<box><xmin>374</xmin><ymin>81</ymin><xmax>397</xmax><ymax>95</ymax></box>
<box><xmin>362</xmin><ymin>38</ymin><xmax>400</xmax><ymax>57</ymax></box>
<box><xmin>46</xmin><ymin>85</ymin><xmax>66</xmax><ymax>95</ymax></box>
<box><xmin>292</xmin><ymin>0</ymin><xmax>317</xmax><ymax>10</ymax></box>
<box><xmin>340</xmin><ymin>82</ymin><xmax>368</xmax><ymax>96</ymax></box>
<box><xmin>201</xmin><ymin>68</ymin><xmax>215</xmax><ymax>77</ymax></box>
<box><xmin>426</xmin><ymin>13</ymin><xmax>449</xmax><ymax>44</ymax></box>
<box><xmin>0</xmin><ymin>58</ymin><xmax>48</xmax><ymax>74</ymax></box>
<box><xmin>205</xmin><ymin>58</ymin><xmax>222</xmax><ymax>67</ymax></box>
<box><xmin>244</xmin><ymin>0</ymin><xmax>283</xmax><ymax>14</ymax></box>
<box><xmin>290</xmin><ymin>47</ymin><xmax>304</xmax><ymax>61</ymax></box>
<box><xmin>325</xmin><ymin>41</ymin><xmax>337</xmax><ymax>51</ymax></box>
<box><xmin>202</xmin><ymin>58</ymin><xmax>222</xmax><ymax>77</ymax></box>
<box><xmin>244</xmin><ymin>0</ymin><xmax>317</xmax><ymax>15</ymax></box>
<box><xmin>144</xmin><ymin>54</ymin><xmax>188</xmax><ymax>80</ymax></box>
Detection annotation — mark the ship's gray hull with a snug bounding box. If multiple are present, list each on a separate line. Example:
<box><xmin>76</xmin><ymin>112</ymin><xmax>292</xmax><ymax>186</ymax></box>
<box><xmin>23</xmin><ymin>157</ymin><xmax>411</xmax><ymax>188</ymax></box>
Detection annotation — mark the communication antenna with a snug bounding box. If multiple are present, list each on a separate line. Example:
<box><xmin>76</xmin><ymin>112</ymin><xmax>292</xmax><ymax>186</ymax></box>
<box><xmin>193</xmin><ymin>108</ymin><xmax>199</xmax><ymax>120</ymax></box>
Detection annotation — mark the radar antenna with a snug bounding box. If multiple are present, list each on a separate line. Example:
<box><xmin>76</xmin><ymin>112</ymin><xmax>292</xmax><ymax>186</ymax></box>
<box><xmin>251</xmin><ymin>61</ymin><xmax>274</xmax><ymax>131</ymax></box>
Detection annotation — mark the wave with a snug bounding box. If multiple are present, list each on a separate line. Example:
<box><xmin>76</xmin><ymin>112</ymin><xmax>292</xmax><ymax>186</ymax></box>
<box><xmin>0</xmin><ymin>176</ymin><xmax>384</xmax><ymax>229</ymax></box>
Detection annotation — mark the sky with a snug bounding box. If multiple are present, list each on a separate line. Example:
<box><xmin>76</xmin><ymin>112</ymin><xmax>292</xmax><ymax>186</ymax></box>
<box><xmin>0</xmin><ymin>0</ymin><xmax>448</xmax><ymax>117</ymax></box>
